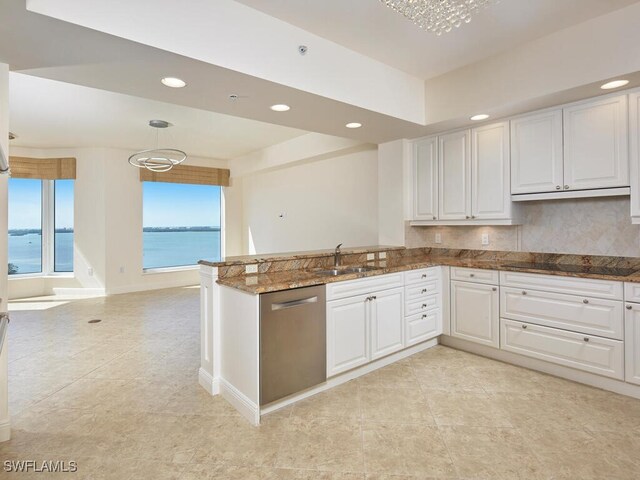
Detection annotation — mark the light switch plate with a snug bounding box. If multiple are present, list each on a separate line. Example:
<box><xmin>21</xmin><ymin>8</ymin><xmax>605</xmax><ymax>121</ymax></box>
<box><xmin>435</xmin><ymin>233</ymin><xmax>442</xmax><ymax>244</ymax></box>
<box><xmin>246</xmin><ymin>264</ymin><xmax>258</xmax><ymax>274</ymax></box>
<box><xmin>481</xmin><ymin>233</ymin><xmax>489</xmax><ymax>246</ymax></box>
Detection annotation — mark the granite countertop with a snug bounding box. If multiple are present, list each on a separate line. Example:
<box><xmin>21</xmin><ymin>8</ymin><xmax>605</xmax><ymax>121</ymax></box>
<box><xmin>216</xmin><ymin>254</ymin><xmax>640</xmax><ymax>294</ymax></box>
<box><xmin>199</xmin><ymin>245</ymin><xmax>405</xmax><ymax>267</ymax></box>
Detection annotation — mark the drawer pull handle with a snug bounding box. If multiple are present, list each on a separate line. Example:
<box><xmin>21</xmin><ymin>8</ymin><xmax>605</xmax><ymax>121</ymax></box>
<box><xmin>522</xmin><ymin>324</ymin><xmax>527</xmax><ymax>329</ymax></box>
<box><xmin>422</xmin><ymin>304</ymin><xmax>427</xmax><ymax>308</ymax></box>
<box><xmin>583</xmin><ymin>337</ymin><xmax>589</xmax><ymax>342</ymax></box>
<box><xmin>469</xmin><ymin>273</ymin><xmax>475</xmax><ymax>277</ymax></box>
<box><xmin>492</xmin><ymin>287</ymin><xmax>497</xmax><ymax>291</ymax></box>
<box><xmin>422</xmin><ymin>314</ymin><xmax>427</xmax><ymax>319</ymax></box>
<box><xmin>627</xmin><ymin>305</ymin><xmax>633</xmax><ymax>310</ymax></box>
<box><xmin>522</xmin><ymin>291</ymin><xmax>527</xmax><ymax>295</ymax></box>
<box><xmin>564</xmin><ymin>185</ymin><xmax>570</xmax><ymax>190</ymax></box>
<box><xmin>421</xmin><ymin>274</ymin><xmax>427</xmax><ymax>279</ymax></box>
<box><xmin>422</xmin><ymin>289</ymin><xmax>427</xmax><ymax>293</ymax></box>
<box><xmin>555</xmin><ymin>185</ymin><xmax>561</xmax><ymax>190</ymax></box>
<box><xmin>583</xmin><ymin>299</ymin><xmax>589</xmax><ymax>304</ymax></box>
<box><xmin>371</xmin><ymin>295</ymin><xmax>377</xmax><ymax>300</ymax></box>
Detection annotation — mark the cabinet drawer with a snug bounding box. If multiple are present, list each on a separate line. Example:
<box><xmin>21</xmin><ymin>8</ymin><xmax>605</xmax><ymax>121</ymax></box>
<box><xmin>405</xmin><ymin>296</ymin><xmax>438</xmax><ymax>317</ymax></box>
<box><xmin>405</xmin><ymin>310</ymin><xmax>441</xmax><ymax>347</ymax></box>
<box><xmin>405</xmin><ymin>281</ymin><xmax>439</xmax><ymax>303</ymax></box>
<box><xmin>451</xmin><ymin>267</ymin><xmax>499</xmax><ymax>285</ymax></box>
<box><xmin>624</xmin><ymin>282</ymin><xmax>640</xmax><ymax>303</ymax></box>
<box><xmin>404</xmin><ymin>267</ymin><xmax>440</xmax><ymax>285</ymax></box>
<box><xmin>500</xmin><ymin>271</ymin><xmax>623</xmax><ymax>300</ymax></box>
<box><xmin>326</xmin><ymin>272</ymin><xmax>404</xmax><ymax>301</ymax></box>
<box><xmin>501</xmin><ymin>287</ymin><xmax>623</xmax><ymax>340</ymax></box>
<box><xmin>500</xmin><ymin>319</ymin><xmax>624</xmax><ymax>380</ymax></box>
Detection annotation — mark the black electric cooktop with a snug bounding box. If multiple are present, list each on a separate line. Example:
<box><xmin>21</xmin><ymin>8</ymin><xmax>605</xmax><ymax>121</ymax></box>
<box><xmin>502</xmin><ymin>262</ymin><xmax>638</xmax><ymax>277</ymax></box>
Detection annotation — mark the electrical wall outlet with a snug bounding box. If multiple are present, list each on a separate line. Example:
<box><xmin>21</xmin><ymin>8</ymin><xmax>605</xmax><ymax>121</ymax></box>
<box><xmin>119</xmin><ymin>266</ymin><xmax>125</xmax><ymax>274</ymax></box>
<box><xmin>435</xmin><ymin>233</ymin><xmax>442</xmax><ymax>244</ymax></box>
<box><xmin>88</xmin><ymin>267</ymin><xmax>94</xmax><ymax>276</ymax></box>
<box><xmin>379</xmin><ymin>251</ymin><xmax>387</xmax><ymax>259</ymax></box>
<box><xmin>246</xmin><ymin>264</ymin><xmax>258</xmax><ymax>274</ymax></box>
<box><xmin>367</xmin><ymin>253</ymin><xmax>375</xmax><ymax>261</ymax></box>
<box><xmin>481</xmin><ymin>233</ymin><xmax>489</xmax><ymax>246</ymax></box>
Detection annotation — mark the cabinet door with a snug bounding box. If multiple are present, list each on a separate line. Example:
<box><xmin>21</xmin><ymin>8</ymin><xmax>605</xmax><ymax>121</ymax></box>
<box><xmin>563</xmin><ymin>95</ymin><xmax>629</xmax><ymax>190</ymax></box>
<box><xmin>510</xmin><ymin>109</ymin><xmax>563</xmax><ymax>194</ymax></box>
<box><xmin>451</xmin><ymin>280</ymin><xmax>499</xmax><ymax>348</ymax></box>
<box><xmin>370</xmin><ymin>287</ymin><xmax>404</xmax><ymax>360</ymax></box>
<box><xmin>327</xmin><ymin>295</ymin><xmax>369</xmax><ymax>377</ymax></box>
<box><xmin>625</xmin><ymin>303</ymin><xmax>640</xmax><ymax>386</ymax></box>
<box><xmin>471</xmin><ymin>121</ymin><xmax>511</xmax><ymax>219</ymax></box>
<box><xmin>438</xmin><ymin>130</ymin><xmax>471</xmax><ymax>220</ymax></box>
<box><xmin>630</xmin><ymin>92</ymin><xmax>640</xmax><ymax>219</ymax></box>
<box><xmin>413</xmin><ymin>137</ymin><xmax>438</xmax><ymax>220</ymax></box>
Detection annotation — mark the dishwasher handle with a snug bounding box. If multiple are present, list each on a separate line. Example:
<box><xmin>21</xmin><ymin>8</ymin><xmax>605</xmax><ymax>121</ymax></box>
<box><xmin>271</xmin><ymin>296</ymin><xmax>318</xmax><ymax>311</ymax></box>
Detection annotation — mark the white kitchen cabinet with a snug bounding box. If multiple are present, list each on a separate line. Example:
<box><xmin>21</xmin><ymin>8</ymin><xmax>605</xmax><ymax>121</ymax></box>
<box><xmin>510</xmin><ymin>109</ymin><xmax>564</xmax><ymax>194</ymax></box>
<box><xmin>327</xmin><ymin>294</ymin><xmax>369</xmax><ymax>377</ymax></box>
<box><xmin>629</xmin><ymin>91</ymin><xmax>640</xmax><ymax>223</ymax></box>
<box><xmin>471</xmin><ymin>121</ymin><xmax>511</xmax><ymax>219</ymax></box>
<box><xmin>370</xmin><ymin>287</ymin><xmax>404</xmax><ymax>360</ymax></box>
<box><xmin>563</xmin><ymin>95</ymin><xmax>628</xmax><ymax>191</ymax></box>
<box><xmin>406</xmin><ymin>310</ymin><xmax>440</xmax><ymax>347</ymax></box>
<box><xmin>413</xmin><ymin>136</ymin><xmax>438</xmax><ymax>220</ymax></box>
<box><xmin>438</xmin><ymin>130</ymin><xmax>471</xmax><ymax>220</ymax></box>
<box><xmin>625</xmin><ymin>302</ymin><xmax>640</xmax><ymax>386</ymax></box>
<box><xmin>451</xmin><ymin>280</ymin><xmax>499</xmax><ymax>348</ymax></box>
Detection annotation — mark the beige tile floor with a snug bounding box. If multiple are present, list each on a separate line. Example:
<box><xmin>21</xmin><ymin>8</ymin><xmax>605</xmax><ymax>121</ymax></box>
<box><xmin>2</xmin><ymin>287</ymin><xmax>640</xmax><ymax>479</ymax></box>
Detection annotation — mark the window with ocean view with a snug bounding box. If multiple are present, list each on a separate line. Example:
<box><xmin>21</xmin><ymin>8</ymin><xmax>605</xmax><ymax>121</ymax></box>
<box><xmin>54</xmin><ymin>180</ymin><xmax>74</xmax><ymax>272</ymax></box>
<box><xmin>143</xmin><ymin>182</ymin><xmax>222</xmax><ymax>269</ymax></box>
<box><xmin>8</xmin><ymin>178</ymin><xmax>75</xmax><ymax>276</ymax></box>
<box><xmin>8</xmin><ymin>178</ymin><xmax>43</xmax><ymax>275</ymax></box>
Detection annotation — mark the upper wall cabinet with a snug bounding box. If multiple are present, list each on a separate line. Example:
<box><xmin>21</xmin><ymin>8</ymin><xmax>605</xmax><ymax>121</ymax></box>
<box><xmin>510</xmin><ymin>109</ymin><xmax>563</xmax><ymax>194</ymax></box>
<box><xmin>413</xmin><ymin>137</ymin><xmax>438</xmax><ymax>221</ymax></box>
<box><xmin>412</xmin><ymin>122</ymin><xmax>516</xmax><ymax>225</ymax></box>
<box><xmin>510</xmin><ymin>94</ymin><xmax>629</xmax><ymax>201</ymax></box>
<box><xmin>563</xmin><ymin>95</ymin><xmax>628</xmax><ymax>191</ymax></box>
<box><xmin>630</xmin><ymin>91</ymin><xmax>640</xmax><ymax>224</ymax></box>
<box><xmin>438</xmin><ymin>130</ymin><xmax>471</xmax><ymax>220</ymax></box>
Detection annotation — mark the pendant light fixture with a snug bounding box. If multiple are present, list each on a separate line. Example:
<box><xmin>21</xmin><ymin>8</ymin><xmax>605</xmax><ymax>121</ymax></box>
<box><xmin>128</xmin><ymin>120</ymin><xmax>187</xmax><ymax>173</ymax></box>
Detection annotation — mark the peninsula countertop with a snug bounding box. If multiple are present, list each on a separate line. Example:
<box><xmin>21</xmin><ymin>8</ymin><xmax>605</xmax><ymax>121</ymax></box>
<box><xmin>208</xmin><ymin>248</ymin><xmax>640</xmax><ymax>294</ymax></box>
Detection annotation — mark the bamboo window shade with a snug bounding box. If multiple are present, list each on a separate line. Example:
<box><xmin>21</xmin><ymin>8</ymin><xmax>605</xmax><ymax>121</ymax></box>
<box><xmin>9</xmin><ymin>156</ymin><xmax>76</xmax><ymax>180</ymax></box>
<box><xmin>139</xmin><ymin>164</ymin><xmax>230</xmax><ymax>187</ymax></box>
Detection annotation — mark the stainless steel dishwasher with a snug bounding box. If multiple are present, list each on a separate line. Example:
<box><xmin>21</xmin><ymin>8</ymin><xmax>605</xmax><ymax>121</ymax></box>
<box><xmin>260</xmin><ymin>285</ymin><xmax>326</xmax><ymax>405</ymax></box>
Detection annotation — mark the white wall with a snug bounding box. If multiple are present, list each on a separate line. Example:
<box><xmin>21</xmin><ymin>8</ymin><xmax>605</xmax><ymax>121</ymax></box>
<box><xmin>241</xmin><ymin>148</ymin><xmax>379</xmax><ymax>254</ymax></box>
<box><xmin>8</xmin><ymin>146</ymin><xmax>229</xmax><ymax>298</ymax></box>
<box><xmin>378</xmin><ymin>139</ymin><xmax>411</xmax><ymax>246</ymax></box>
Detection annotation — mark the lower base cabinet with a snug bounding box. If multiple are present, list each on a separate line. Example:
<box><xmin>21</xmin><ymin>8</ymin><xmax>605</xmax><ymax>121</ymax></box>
<box><xmin>625</xmin><ymin>302</ymin><xmax>640</xmax><ymax>385</ymax></box>
<box><xmin>327</xmin><ymin>286</ymin><xmax>404</xmax><ymax>377</ymax></box>
<box><xmin>451</xmin><ymin>280</ymin><xmax>499</xmax><ymax>348</ymax></box>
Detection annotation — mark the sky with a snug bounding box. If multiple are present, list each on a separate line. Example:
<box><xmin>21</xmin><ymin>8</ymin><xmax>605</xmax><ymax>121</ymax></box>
<box><xmin>143</xmin><ymin>182</ymin><xmax>221</xmax><ymax>228</ymax></box>
<box><xmin>9</xmin><ymin>179</ymin><xmax>220</xmax><ymax>230</ymax></box>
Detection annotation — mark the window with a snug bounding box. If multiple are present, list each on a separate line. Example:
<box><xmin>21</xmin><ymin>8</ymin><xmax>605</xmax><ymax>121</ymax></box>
<box><xmin>143</xmin><ymin>182</ymin><xmax>222</xmax><ymax>269</ymax></box>
<box><xmin>8</xmin><ymin>178</ymin><xmax>74</xmax><ymax>276</ymax></box>
<box><xmin>8</xmin><ymin>179</ymin><xmax>42</xmax><ymax>275</ymax></box>
<box><xmin>54</xmin><ymin>180</ymin><xmax>74</xmax><ymax>272</ymax></box>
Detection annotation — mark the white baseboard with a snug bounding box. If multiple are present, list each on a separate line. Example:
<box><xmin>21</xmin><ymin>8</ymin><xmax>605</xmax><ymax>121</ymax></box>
<box><xmin>220</xmin><ymin>379</ymin><xmax>260</xmax><ymax>426</ymax></box>
<box><xmin>198</xmin><ymin>368</ymin><xmax>220</xmax><ymax>395</ymax></box>
<box><xmin>106</xmin><ymin>281</ymin><xmax>198</xmax><ymax>295</ymax></box>
<box><xmin>51</xmin><ymin>287</ymin><xmax>106</xmax><ymax>297</ymax></box>
<box><xmin>0</xmin><ymin>420</ymin><xmax>10</xmax><ymax>442</ymax></box>
<box><xmin>441</xmin><ymin>335</ymin><xmax>640</xmax><ymax>400</ymax></box>
<box><xmin>260</xmin><ymin>337</ymin><xmax>439</xmax><ymax>416</ymax></box>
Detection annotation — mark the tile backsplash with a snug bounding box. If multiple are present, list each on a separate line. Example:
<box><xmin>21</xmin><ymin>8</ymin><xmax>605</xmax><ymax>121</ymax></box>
<box><xmin>406</xmin><ymin>197</ymin><xmax>640</xmax><ymax>257</ymax></box>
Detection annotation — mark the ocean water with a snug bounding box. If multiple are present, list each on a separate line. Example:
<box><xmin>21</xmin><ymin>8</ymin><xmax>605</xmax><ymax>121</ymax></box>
<box><xmin>8</xmin><ymin>231</ymin><xmax>221</xmax><ymax>274</ymax></box>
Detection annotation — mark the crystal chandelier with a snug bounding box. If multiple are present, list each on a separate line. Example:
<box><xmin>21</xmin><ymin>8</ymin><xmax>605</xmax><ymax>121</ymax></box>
<box><xmin>380</xmin><ymin>0</ymin><xmax>495</xmax><ymax>36</ymax></box>
<box><xmin>128</xmin><ymin>120</ymin><xmax>187</xmax><ymax>173</ymax></box>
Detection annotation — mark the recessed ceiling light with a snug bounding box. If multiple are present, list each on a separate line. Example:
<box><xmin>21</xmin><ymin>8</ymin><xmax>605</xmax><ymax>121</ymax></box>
<box><xmin>270</xmin><ymin>104</ymin><xmax>291</xmax><ymax>112</ymax></box>
<box><xmin>470</xmin><ymin>114</ymin><xmax>489</xmax><ymax>121</ymax></box>
<box><xmin>600</xmin><ymin>79</ymin><xmax>629</xmax><ymax>90</ymax></box>
<box><xmin>345</xmin><ymin>122</ymin><xmax>362</xmax><ymax>129</ymax></box>
<box><xmin>161</xmin><ymin>77</ymin><xmax>186</xmax><ymax>88</ymax></box>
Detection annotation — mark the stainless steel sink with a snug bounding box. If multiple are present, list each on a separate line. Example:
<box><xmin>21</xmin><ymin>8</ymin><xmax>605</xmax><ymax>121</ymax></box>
<box><xmin>315</xmin><ymin>265</ymin><xmax>380</xmax><ymax>276</ymax></box>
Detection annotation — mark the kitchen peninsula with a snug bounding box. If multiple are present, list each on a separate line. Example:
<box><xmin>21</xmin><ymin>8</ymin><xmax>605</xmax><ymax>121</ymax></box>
<box><xmin>199</xmin><ymin>246</ymin><xmax>640</xmax><ymax>424</ymax></box>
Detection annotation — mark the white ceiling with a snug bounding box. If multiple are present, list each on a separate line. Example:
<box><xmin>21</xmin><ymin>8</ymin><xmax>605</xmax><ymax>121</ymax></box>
<box><xmin>8</xmin><ymin>73</ymin><xmax>307</xmax><ymax>159</ymax></box>
<box><xmin>235</xmin><ymin>0</ymin><xmax>639</xmax><ymax>79</ymax></box>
